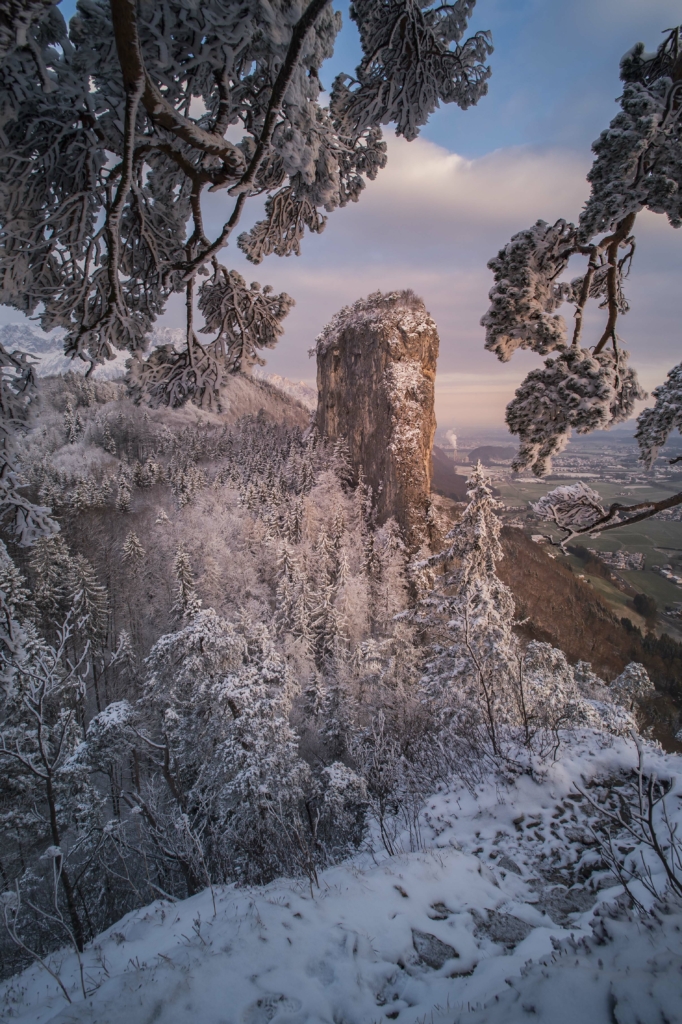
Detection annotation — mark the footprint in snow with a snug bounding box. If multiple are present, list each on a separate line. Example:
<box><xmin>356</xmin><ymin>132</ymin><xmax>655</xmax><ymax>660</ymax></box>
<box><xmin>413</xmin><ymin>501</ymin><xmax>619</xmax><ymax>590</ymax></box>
<box><xmin>242</xmin><ymin>993</ymin><xmax>303</xmax><ymax>1023</ymax></box>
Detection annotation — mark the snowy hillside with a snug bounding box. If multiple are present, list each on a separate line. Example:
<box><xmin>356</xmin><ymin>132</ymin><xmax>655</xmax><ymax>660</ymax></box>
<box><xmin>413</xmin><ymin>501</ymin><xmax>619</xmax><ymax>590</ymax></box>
<box><xmin>2</xmin><ymin>732</ymin><xmax>680</xmax><ymax>1024</ymax></box>
<box><xmin>253</xmin><ymin>369</ymin><xmax>317</xmax><ymax>411</ymax></box>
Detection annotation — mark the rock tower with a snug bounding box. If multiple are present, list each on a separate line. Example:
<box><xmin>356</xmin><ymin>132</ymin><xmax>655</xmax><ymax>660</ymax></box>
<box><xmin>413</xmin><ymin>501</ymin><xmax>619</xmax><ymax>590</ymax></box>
<box><xmin>314</xmin><ymin>290</ymin><xmax>439</xmax><ymax>547</ymax></box>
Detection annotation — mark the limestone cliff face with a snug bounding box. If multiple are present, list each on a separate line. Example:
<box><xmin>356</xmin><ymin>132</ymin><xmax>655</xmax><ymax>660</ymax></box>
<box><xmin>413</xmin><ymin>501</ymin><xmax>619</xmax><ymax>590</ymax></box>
<box><xmin>315</xmin><ymin>290</ymin><xmax>439</xmax><ymax>547</ymax></box>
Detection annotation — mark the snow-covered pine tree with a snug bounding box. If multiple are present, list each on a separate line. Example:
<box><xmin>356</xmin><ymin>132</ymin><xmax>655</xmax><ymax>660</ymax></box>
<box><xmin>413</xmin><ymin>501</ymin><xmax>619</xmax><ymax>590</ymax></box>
<box><xmin>310</xmin><ymin>580</ymin><xmax>347</xmax><ymax>668</ymax></box>
<box><xmin>319</xmin><ymin>672</ymin><xmax>356</xmax><ymax>760</ymax></box>
<box><xmin>28</xmin><ymin>535</ymin><xmax>75</xmax><ymax>630</ymax></box>
<box><xmin>66</xmin><ymin>554</ymin><xmax>109</xmax><ymax>653</ymax></box>
<box><xmin>481</xmin><ymin>26</ymin><xmax>682</xmax><ymax>530</ymax></box>
<box><xmin>172</xmin><ymin>548</ymin><xmax>201</xmax><ymax>618</ymax></box>
<box><xmin>415</xmin><ymin>463</ymin><xmax>517</xmax><ymax>755</ymax></box>
<box><xmin>285</xmin><ymin>496</ymin><xmax>304</xmax><ymax>544</ymax></box>
<box><xmin>102</xmin><ymin>421</ymin><xmax>117</xmax><ymax>456</ymax></box>
<box><xmin>63</xmin><ymin>399</ymin><xmax>84</xmax><ymax>444</ymax></box>
<box><xmin>275</xmin><ymin>544</ymin><xmax>299</xmax><ymax>635</ymax></box>
<box><xmin>0</xmin><ymin>0</ymin><xmax>492</xmax><ymax>407</ymax></box>
<box><xmin>0</xmin><ymin>540</ymin><xmax>33</xmax><ymax>652</ymax></box>
<box><xmin>115</xmin><ymin>479</ymin><xmax>132</xmax><ymax>514</ymax></box>
<box><xmin>0</xmin><ymin>343</ymin><xmax>57</xmax><ymax>545</ymax></box>
<box><xmin>415</xmin><ymin>464</ymin><xmax>603</xmax><ymax>761</ymax></box>
<box><xmin>122</xmin><ymin>531</ymin><xmax>145</xmax><ymax>576</ymax></box>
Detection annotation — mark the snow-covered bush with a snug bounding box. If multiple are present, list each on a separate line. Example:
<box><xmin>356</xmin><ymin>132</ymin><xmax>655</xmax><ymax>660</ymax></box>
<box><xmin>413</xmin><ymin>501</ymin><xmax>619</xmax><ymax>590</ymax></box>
<box><xmin>610</xmin><ymin>662</ymin><xmax>655</xmax><ymax>713</ymax></box>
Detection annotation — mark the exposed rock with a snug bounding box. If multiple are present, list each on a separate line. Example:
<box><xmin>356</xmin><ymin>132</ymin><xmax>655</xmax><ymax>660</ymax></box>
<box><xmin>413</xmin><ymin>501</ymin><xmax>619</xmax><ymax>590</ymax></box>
<box><xmin>314</xmin><ymin>290</ymin><xmax>439</xmax><ymax>547</ymax></box>
<box><xmin>471</xmin><ymin>909</ymin><xmax>534</xmax><ymax>948</ymax></box>
<box><xmin>411</xmin><ymin>929</ymin><xmax>459</xmax><ymax>969</ymax></box>
<box><xmin>535</xmin><ymin>885</ymin><xmax>596</xmax><ymax>925</ymax></box>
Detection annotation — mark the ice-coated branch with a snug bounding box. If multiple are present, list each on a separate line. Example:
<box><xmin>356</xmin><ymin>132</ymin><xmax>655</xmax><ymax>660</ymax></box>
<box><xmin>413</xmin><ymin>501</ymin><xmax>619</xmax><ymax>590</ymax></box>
<box><xmin>481</xmin><ymin>25</ymin><xmax>682</xmax><ymax>481</ymax></box>
<box><xmin>635</xmin><ymin>362</ymin><xmax>682</xmax><ymax>467</ymax></box>
<box><xmin>532</xmin><ymin>481</ymin><xmax>682</xmax><ymax>545</ymax></box>
<box><xmin>531</xmin><ymin>482</ymin><xmax>606</xmax><ymax>535</ymax></box>
<box><xmin>506</xmin><ymin>347</ymin><xmax>645</xmax><ymax>476</ymax></box>
<box><xmin>1</xmin><ymin>0</ymin><xmax>492</xmax><ymax>407</ymax></box>
<box><xmin>331</xmin><ymin>0</ymin><xmax>492</xmax><ymax>142</ymax></box>
<box><xmin>230</xmin><ymin>0</ymin><xmax>333</xmax><ymax>196</ymax></box>
<box><xmin>592</xmin><ymin>213</ymin><xmax>636</xmax><ymax>354</ymax></box>
<box><xmin>481</xmin><ymin>219</ymin><xmax>577</xmax><ymax>362</ymax></box>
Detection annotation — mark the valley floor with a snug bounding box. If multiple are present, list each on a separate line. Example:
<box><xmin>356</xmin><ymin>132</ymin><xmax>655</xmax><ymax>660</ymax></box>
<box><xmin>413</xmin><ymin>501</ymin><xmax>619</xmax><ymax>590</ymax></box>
<box><xmin>3</xmin><ymin>732</ymin><xmax>681</xmax><ymax>1024</ymax></box>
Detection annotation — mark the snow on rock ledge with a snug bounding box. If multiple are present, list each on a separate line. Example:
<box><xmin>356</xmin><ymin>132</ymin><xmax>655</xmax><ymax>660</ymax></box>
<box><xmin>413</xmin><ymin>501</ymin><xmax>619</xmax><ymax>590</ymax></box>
<box><xmin>314</xmin><ymin>290</ymin><xmax>439</xmax><ymax>548</ymax></box>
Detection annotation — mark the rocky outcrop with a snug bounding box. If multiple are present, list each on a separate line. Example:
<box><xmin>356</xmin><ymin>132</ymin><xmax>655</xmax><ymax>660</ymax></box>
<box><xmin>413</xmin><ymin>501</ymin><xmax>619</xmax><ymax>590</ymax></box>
<box><xmin>314</xmin><ymin>290</ymin><xmax>439</xmax><ymax>547</ymax></box>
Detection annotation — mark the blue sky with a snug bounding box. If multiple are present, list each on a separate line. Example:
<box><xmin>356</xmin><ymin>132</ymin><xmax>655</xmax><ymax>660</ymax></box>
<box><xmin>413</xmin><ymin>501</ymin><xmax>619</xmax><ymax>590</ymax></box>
<box><xmin>3</xmin><ymin>0</ymin><xmax>681</xmax><ymax>427</ymax></box>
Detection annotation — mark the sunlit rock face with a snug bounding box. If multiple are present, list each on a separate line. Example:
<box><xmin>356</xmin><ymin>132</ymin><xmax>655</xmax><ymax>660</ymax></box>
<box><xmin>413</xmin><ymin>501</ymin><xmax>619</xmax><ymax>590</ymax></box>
<box><xmin>315</xmin><ymin>290</ymin><xmax>439</xmax><ymax>547</ymax></box>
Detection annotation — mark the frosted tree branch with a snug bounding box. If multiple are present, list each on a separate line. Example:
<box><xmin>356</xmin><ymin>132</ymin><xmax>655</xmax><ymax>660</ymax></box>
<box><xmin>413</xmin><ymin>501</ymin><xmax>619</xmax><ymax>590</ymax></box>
<box><xmin>1</xmin><ymin>0</ymin><xmax>492</xmax><ymax>407</ymax></box>
<box><xmin>532</xmin><ymin>481</ymin><xmax>682</xmax><ymax>545</ymax></box>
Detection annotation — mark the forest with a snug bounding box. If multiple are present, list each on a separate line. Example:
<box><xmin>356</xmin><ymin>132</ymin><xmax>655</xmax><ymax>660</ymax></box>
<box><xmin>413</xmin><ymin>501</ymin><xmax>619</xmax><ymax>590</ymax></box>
<box><xmin>1</xmin><ymin>1</ymin><xmax>682</xmax><ymax>1022</ymax></box>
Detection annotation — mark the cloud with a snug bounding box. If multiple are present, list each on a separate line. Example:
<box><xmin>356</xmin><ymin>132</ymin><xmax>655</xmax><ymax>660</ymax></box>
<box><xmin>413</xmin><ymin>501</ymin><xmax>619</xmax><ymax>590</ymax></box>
<box><xmin>197</xmin><ymin>132</ymin><xmax>680</xmax><ymax>429</ymax></box>
<box><xmin>353</xmin><ymin>136</ymin><xmax>591</xmax><ymax>237</ymax></box>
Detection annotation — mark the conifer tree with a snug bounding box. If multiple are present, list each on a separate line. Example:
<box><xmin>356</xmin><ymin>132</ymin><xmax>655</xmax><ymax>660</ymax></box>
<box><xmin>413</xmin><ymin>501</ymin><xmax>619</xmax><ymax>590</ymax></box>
<box><xmin>416</xmin><ymin>464</ymin><xmax>594</xmax><ymax>757</ymax></box>
<box><xmin>67</xmin><ymin>554</ymin><xmax>109</xmax><ymax>652</ymax></box>
<box><xmin>275</xmin><ymin>544</ymin><xmax>299</xmax><ymax>635</ymax></box>
<box><xmin>172</xmin><ymin>548</ymin><xmax>201</xmax><ymax>618</ymax></box>
<box><xmin>115</xmin><ymin>479</ymin><xmax>132</xmax><ymax>514</ymax></box>
<box><xmin>311</xmin><ymin>580</ymin><xmax>347</xmax><ymax>668</ymax></box>
<box><xmin>0</xmin><ymin>540</ymin><xmax>33</xmax><ymax>651</ymax></box>
<box><xmin>102</xmin><ymin>422</ymin><xmax>117</xmax><ymax>456</ymax></box>
<box><xmin>28</xmin><ymin>535</ymin><xmax>74</xmax><ymax>628</ymax></box>
<box><xmin>63</xmin><ymin>399</ymin><xmax>84</xmax><ymax>444</ymax></box>
<box><xmin>122</xmin><ymin>531</ymin><xmax>146</xmax><ymax>577</ymax></box>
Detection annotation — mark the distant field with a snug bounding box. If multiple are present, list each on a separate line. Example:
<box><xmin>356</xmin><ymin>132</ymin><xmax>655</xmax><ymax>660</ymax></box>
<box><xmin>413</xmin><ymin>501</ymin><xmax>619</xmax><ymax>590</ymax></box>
<box><xmin>494</xmin><ymin>476</ymin><xmax>682</xmax><ymax>638</ymax></box>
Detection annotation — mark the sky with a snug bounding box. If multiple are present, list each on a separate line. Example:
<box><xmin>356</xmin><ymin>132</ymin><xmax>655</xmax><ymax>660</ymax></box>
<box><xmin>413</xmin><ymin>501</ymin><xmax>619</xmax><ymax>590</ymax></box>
<box><xmin>2</xmin><ymin>0</ymin><xmax>681</xmax><ymax>428</ymax></box>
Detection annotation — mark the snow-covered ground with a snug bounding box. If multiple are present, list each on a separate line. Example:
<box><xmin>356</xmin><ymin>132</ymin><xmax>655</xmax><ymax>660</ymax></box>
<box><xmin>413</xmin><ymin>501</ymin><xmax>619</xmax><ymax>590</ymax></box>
<box><xmin>2</xmin><ymin>732</ymin><xmax>681</xmax><ymax>1024</ymax></box>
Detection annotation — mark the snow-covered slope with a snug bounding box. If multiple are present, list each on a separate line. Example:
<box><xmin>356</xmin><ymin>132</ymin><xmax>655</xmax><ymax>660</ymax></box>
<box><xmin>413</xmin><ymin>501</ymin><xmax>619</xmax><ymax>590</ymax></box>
<box><xmin>253</xmin><ymin>369</ymin><xmax>317</xmax><ymax>411</ymax></box>
<box><xmin>2</xmin><ymin>733</ymin><xmax>680</xmax><ymax>1024</ymax></box>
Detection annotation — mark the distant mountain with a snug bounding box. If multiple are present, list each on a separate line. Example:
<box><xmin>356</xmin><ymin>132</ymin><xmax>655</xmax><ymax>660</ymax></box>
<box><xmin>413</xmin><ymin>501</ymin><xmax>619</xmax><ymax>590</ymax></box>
<box><xmin>0</xmin><ymin>323</ymin><xmax>191</xmax><ymax>381</ymax></box>
<box><xmin>0</xmin><ymin>325</ymin><xmax>320</xmax><ymax>404</ymax></box>
<box><xmin>0</xmin><ymin>322</ymin><xmax>61</xmax><ymax>355</ymax></box>
<box><xmin>468</xmin><ymin>445</ymin><xmax>517</xmax><ymax>465</ymax></box>
<box><xmin>0</xmin><ymin>322</ymin><xmax>129</xmax><ymax>379</ymax></box>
